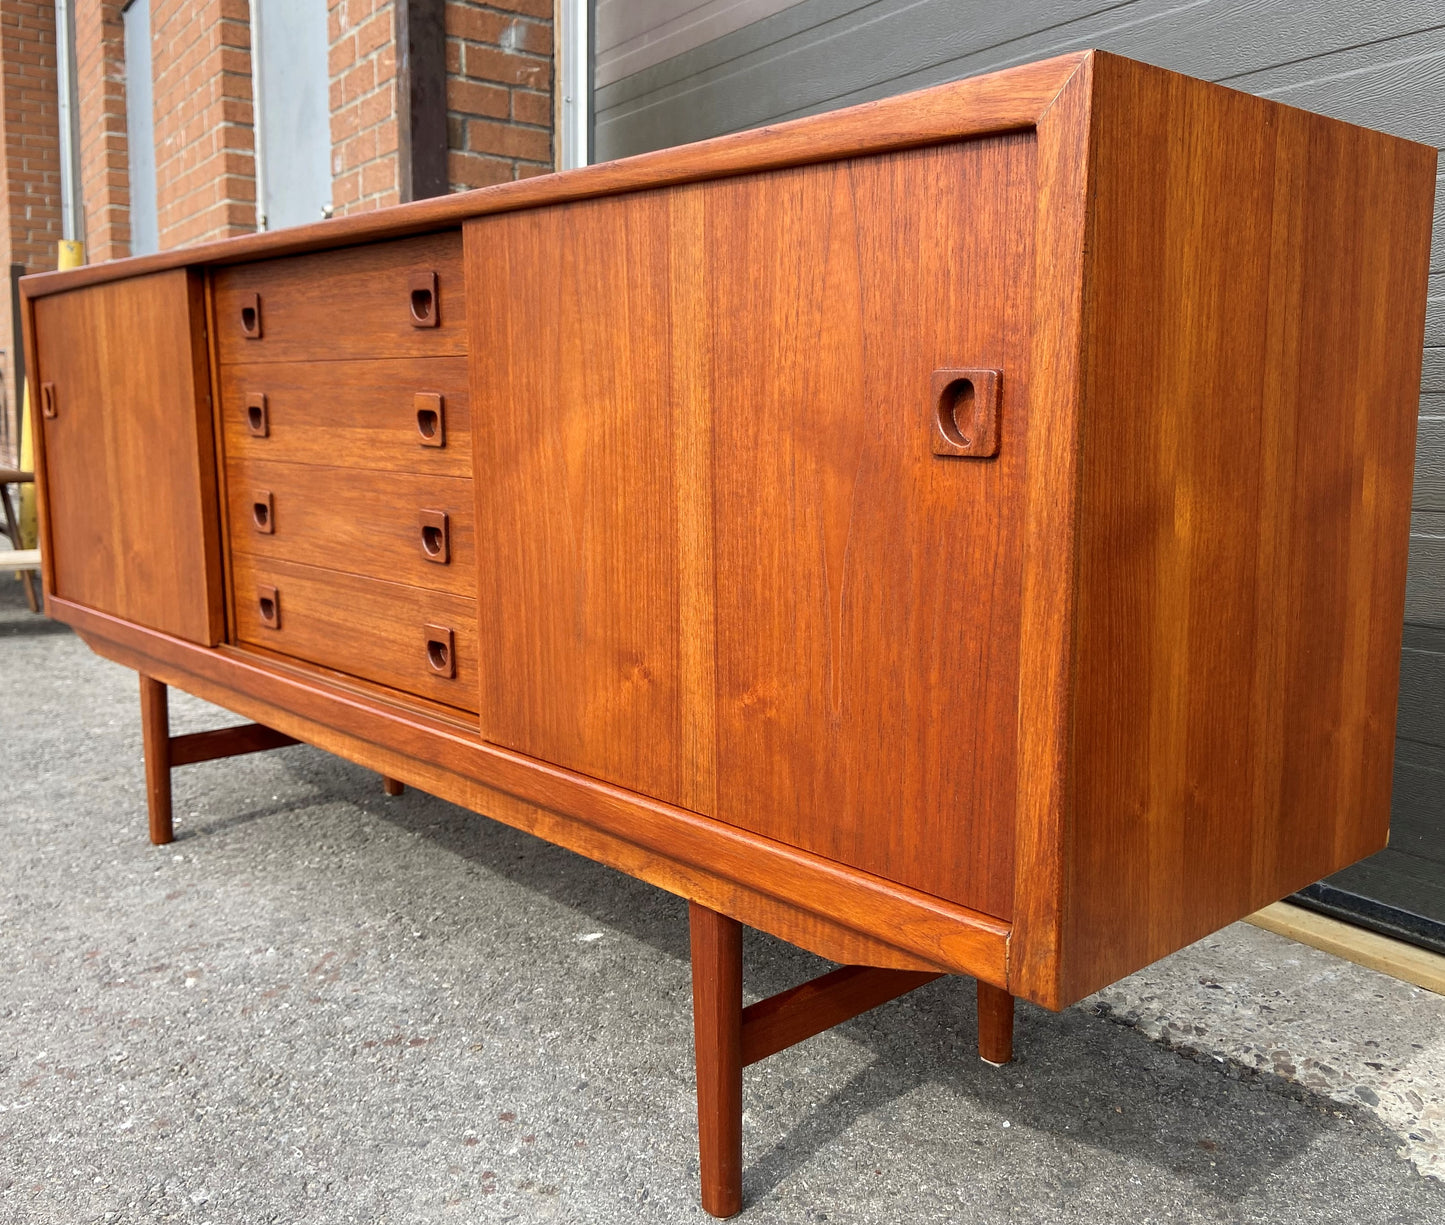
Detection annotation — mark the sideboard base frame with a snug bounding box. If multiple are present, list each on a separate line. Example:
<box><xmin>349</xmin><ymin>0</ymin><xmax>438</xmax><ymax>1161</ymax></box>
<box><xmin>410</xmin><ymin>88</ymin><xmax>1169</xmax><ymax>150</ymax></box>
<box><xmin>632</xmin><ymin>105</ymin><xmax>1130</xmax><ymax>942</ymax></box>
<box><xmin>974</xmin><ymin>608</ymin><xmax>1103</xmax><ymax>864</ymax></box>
<box><xmin>138</xmin><ymin>673</ymin><xmax>299</xmax><ymax>844</ymax></box>
<box><xmin>59</xmin><ymin>596</ymin><xmax>1012</xmax><ymax>987</ymax></box>
<box><xmin>689</xmin><ymin>902</ymin><xmax>1012</xmax><ymax>1218</ymax></box>
<box><xmin>139</xmin><ymin>672</ymin><xmax>419</xmax><ymax>843</ymax></box>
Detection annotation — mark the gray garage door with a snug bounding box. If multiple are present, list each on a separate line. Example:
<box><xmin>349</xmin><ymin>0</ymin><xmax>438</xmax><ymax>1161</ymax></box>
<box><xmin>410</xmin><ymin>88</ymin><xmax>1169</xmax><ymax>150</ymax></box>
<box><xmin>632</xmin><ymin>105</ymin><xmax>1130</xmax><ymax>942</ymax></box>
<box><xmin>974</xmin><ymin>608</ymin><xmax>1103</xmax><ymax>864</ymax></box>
<box><xmin>594</xmin><ymin>0</ymin><xmax>1445</xmax><ymax>952</ymax></box>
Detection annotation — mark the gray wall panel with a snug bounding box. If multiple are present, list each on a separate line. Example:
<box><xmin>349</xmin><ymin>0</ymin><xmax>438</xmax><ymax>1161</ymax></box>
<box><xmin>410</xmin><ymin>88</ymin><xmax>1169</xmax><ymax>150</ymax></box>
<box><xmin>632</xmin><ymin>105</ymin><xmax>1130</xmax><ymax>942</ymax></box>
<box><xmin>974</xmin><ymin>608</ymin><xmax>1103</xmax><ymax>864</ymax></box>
<box><xmin>1434</xmin><ymin>174</ymin><xmax>1444</xmax><ymax>272</ymax></box>
<box><xmin>1398</xmin><ymin>647</ymin><xmax>1445</xmax><ymax>747</ymax></box>
<box><xmin>1389</xmin><ymin>742</ymin><xmax>1445</xmax><ymax>869</ymax></box>
<box><xmin>1417</xmin><ymin>412</ymin><xmax>1444</xmax><ymax>513</ymax></box>
<box><xmin>1422</xmin><ymin>349</ymin><xmax>1445</xmax><ymax>393</ymax></box>
<box><xmin>1425</xmin><ymin>274</ymin><xmax>1443</xmax><ymax>347</ymax></box>
<box><xmin>596</xmin><ymin>1</ymin><xmax>1445</xmax><ymax>157</ymax></box>
<box><xmin>1407</xmin><ymin>516</ymin><xmax>1445</xmax><ymax>629</ymax></box>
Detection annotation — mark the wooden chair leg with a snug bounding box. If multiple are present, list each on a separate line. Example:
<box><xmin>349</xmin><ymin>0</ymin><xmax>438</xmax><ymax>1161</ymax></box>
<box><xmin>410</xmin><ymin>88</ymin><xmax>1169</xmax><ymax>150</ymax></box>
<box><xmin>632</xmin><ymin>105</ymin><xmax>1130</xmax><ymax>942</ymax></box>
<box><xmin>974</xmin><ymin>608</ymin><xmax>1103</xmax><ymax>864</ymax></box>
<box><xmin>0</xmin><ymin>482</ymin><xmax>37</xmax><ymax>611</ymax></box>
<box><xmin>976</xmin><ymin>980</ymin><xmax>1015</xmax><ymax>1065</ymax></box>
<box><xmin>689</xmin><ymin>901</ymin><xmax>744</xmax><ymax>1218</ymax></box>
<box><xmin>139</xmin><ymin>674</ymin><xmax>173</xmax><ymax>845</ymax></box>
<box><xmin>382</xmin><ymin>775</ymin><xmax>405</xmax><ymax>796</ymax></box>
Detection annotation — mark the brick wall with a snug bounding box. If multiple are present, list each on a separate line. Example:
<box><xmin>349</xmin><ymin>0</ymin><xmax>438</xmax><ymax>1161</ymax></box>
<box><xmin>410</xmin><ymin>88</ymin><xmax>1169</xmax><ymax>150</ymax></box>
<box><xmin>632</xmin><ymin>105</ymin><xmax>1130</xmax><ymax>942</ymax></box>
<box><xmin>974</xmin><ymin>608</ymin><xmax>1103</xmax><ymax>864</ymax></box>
<box><xmin>150</xmin><ymin>0</ymin><xmax>256</xmax><ymax>247</ymax></box>
<box><xmin>0</xmin><ymin>0</ymin><xmax>63</xmax><ymax>462</ymax></box>
<box><xmin>445</xmin><ymin>0</ymin><xmax>552</xmax><ymax>191</ymax></box>
<box><xmin>329</xmin><ymin>0</ymin><xmax>554</xmax><ymax>218</ymax></box>
<box><xmin>328</xmin><ymin>0</ymin><xmax>400</xmax><ymax>215</ymax></box>
<box><xmin>12</xmin><ymin>0</ymin><xmax>556</xmax><ymax>280</ymax></box>
<box><xmin>73</xmin><ymin>0</ymin><xmax>129</xmax><ymax>263</ymax></box>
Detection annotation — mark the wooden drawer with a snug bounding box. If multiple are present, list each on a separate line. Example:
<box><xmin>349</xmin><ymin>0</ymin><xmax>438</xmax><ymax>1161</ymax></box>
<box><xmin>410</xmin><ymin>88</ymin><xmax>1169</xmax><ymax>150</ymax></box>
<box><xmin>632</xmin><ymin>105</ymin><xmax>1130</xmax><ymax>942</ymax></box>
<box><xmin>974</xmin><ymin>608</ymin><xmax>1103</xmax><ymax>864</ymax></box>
<box><xmin>226</xmin><ymin>460</ymin><xmax>476</xmax><ymax>597</ymax></box>
<box><xmin>213</xmin><ymin>232</ymin><xmax>465</xmax><ymax>364</ymax></box>
<box><xmin>231</xmin><ymin>554</ymin><xmax>478</xmax><ymax>712</ymax></box>
<box><xmin>219</xmin><ymin>358</ymin><xmax>471</xmax><ymax>477</ymax></box>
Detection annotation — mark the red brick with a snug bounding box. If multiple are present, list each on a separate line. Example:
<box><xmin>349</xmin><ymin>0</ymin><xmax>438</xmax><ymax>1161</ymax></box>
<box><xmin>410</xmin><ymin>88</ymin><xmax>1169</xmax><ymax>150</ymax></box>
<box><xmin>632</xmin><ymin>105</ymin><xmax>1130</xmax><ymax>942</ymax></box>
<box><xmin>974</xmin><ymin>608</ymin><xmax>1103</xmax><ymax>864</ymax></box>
<box><xmin>447</xmin><ymin>149</ymin><xmax>510</xmax><ymax>190</ymax></box>
<box><xmin>510</xmin><ymin>88</ymin><xmax>550</xmax><ymax>128</ymax></box>
<box><xmin>355</xmin><ymin>7</ymin><xmax>391</xmax><ymax>59</ymax></box>
<box><xmin>486</xmin><ymin>0</ymin><xmax>551</xmax><ymax>20</ymax></box>
<box><xmin>447</xmin><ymin>6</ymin><xmax>508</xmax><ymax>46</ymax></box>
<box><xmin>360</xmin><ymin>155</ymin><xmax>395</xmax><ymax>197</ymax></box>
<box><xmin>463</xmin><ymin>43</ymin><xmax>548</xmax><ymax>90</ymax></box>
<box><xmin>447</xmin><ymin>76</ymin><xmax>508</xmax><ymax>119</ymax></box>
<box><xmin>464</xmin><ymin>116</ymin><xmax>549</xmax><ymax>163</ymax></box>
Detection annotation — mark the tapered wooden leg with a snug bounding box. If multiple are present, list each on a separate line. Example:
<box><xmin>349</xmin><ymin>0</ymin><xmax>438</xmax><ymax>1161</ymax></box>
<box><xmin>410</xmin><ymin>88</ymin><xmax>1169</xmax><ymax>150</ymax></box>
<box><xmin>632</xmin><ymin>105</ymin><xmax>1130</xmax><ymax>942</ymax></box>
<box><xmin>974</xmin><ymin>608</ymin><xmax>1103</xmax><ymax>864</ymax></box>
<box><xmin>976</xmin><ymin>980</ymin><xmax>1014</xmax><ymax>1065</ymax></box>
<box><xmin>382</xmin><ymin>776</ymin><xmax>405</xmax><ymax>796</ymax></box>
<box><xmin>139</xmin><ymin>675</ymin><xmax>173</xmax><ymax>846</ymax></box>
<box><xmin>689</xmin><ymin>901</ymin><xmax>743</xmax><ymax>1218</ymax></box>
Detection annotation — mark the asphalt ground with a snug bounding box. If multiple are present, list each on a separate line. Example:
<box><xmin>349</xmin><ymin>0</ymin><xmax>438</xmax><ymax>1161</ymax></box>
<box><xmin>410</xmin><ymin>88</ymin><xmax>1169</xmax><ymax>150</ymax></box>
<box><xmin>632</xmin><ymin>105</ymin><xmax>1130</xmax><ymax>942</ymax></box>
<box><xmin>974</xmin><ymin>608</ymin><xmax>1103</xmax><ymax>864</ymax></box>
<box><xmin>2</xmin><ymin>575</ymin><xmax>1442</xmax><ymax>1224</ymax></box>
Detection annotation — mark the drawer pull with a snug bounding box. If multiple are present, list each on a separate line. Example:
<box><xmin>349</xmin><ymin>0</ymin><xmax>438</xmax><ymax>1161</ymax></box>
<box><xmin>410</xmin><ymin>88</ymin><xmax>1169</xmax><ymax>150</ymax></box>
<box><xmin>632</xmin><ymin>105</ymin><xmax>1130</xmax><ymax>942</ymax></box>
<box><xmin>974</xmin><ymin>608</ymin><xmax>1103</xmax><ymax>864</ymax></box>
<box><xmin>408</xmin><ymin>271</ymin><xmax>439</xmax><ymax>328</ymax></box>
<box><xmin>252</xmin><ymin>490</ymin><xmax>274</xmax><ymax>534</ymax></box>
<box><xmin>41</xmin><ymin>381</ymin><xmax>57</xmax><ymax>419</ymax></box>
<box><xmin>931</xmin><ymin>368</ymin><xmax>1001</xmax><ymax>458</ymax></box>
<box><xmin>245</xmin><ymin>392</ymin><xmax>268</xmax><ymax>437</ymax></box>
<box><xmin>419</xmin><ymin>509</ymin><xmax>449</xmax><ymax>563</ymax></box>
<box><xmin>240</xmin><ymin>291</ymin><xmax>263</xmax><ymax>339</ymax></box>
<box><xmin>414</xmin><ymin>392</ymin><xmax>445</xmax><ymax>446</ymax></box>
<box><xmin>257</xmin><ymin>585</ymin><xmax>280</xmax><ymax>629</ymax></box>
<box><xmin>424</xmin><ymin>624</ymin><xmax>455</xmax><ymax>677</ymax></box>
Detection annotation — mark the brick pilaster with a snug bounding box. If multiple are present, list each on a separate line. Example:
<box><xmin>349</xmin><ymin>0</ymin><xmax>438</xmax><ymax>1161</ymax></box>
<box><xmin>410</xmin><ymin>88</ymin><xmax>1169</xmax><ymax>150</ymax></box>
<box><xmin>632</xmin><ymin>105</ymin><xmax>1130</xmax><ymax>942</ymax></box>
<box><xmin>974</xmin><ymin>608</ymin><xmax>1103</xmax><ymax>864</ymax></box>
<box><xmin>150</xmin><ymin>0</ymin><xmax>255</xmax><ymax>247</ymax></box>
<box><xmin>445</xmin><ymin>0</ymin><xmax>552</xmax><ymax>189</ymax></box>
<box><xmin>329</xmin><ymin>0</ymin><xmax>399</xmax><ymax>216</ymax></box>
<box><xmin>73</xmin><ymin>0</ymin><xmax>129</xmax><ymax>263</ymax></box>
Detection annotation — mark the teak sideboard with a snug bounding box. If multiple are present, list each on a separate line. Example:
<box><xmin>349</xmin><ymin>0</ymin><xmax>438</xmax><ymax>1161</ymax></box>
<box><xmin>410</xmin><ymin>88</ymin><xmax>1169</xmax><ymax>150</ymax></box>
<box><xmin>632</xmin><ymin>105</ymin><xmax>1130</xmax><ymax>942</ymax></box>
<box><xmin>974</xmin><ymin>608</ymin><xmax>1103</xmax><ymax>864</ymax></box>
<box><xmin>22</xmin><ymin>51</ymin><xmax>1435</xmax><ymax>1216</ymax></box>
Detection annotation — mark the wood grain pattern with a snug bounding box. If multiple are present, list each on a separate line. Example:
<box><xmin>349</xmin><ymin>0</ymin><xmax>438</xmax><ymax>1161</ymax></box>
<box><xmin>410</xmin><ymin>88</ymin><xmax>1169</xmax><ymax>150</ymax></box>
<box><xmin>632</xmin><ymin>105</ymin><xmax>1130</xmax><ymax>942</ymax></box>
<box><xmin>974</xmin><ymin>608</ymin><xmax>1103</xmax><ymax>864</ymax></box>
<box><xmin>212</xmin><ymin>233</ymin><xmax>465</xmax><ymax>365</ymax></box>
<box><xmin>54</xmin><ymin>594</ymin><xmax>1011</xmax><ymax>981</ymax></box>
<box><xmin>140</xmin><ymin>674</ymin><xmax>173</xmax><ymax>846</ymax></box>
<box><xmin>976</xmin><ymin>980</ymin><xmax>1014</xmax><ymax>1065</ymax></box>
<box><xmin>469</xmin><ymin>135</ymin><xmax>1036</xmax><ymax>920</ymax></box>
<box><xmin>1056</xmin><ymin>53</ymin><xmax>1436</xmax><ymax>1004</ymax></box>
<box><xmin>1005</xmin><ymin>51</ymin><xmax>1095</xmax><ymax>1006</ymax></box>
<box><xmin>225</xmin><ymin>460</ymin><xmax>476</xmax><ymax>596</ymax></box>
<box><xmin>167</xmin><ymin>723</ymin><xmax>299</xmax><ymax>766</ymax></box>
<box><xmin>31</xmin><ymin>270</ymin><xmax>224</xmax><ymax>644</ymax></box>
<box><xmin>739</xmin><ymin>965</ymin><xmax>942</xmax><ymax>1067</ymax></box>
<box><xmin>230</xmin><ymin>555</ymin><xmax>480</xmax><ymax>712</ymax></box>
<box><xmin>218</xmin><ymin>358</ymin><xmax>471</xmax><ymax>477</ymax></box>
<box><xmin>21</xmin><ymin>53</ymin><xmax>1089</xmax><ymax>302</ymax></box>
<box><xmin>689</xmin><ymin>903</ymin><xmax>743</xmax><ymax>1219</ymax></box>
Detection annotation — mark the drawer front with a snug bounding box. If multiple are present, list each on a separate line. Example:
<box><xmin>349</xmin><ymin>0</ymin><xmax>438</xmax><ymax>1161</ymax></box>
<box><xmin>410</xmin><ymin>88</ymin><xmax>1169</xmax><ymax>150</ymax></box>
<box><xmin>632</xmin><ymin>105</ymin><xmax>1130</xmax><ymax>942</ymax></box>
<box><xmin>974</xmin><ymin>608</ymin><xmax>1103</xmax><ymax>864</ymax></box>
<box><xmin>231</xmin><ymin>554</ymin><xmax>478</xmax><ymax>711</ymax></box>
<box><xmin>226</xmin><ymin>460</ymin><xmax>476</xmax><ymax>596</ymax></box>
<box><xmin>220</xmin><ymin>358</ymin><xmax>471</xmax><ymax>477</ymax></box>
<box><xmin>213</xmin><ymin>232</ymin><xmax>465</xmax><ymax>364</ymax></box>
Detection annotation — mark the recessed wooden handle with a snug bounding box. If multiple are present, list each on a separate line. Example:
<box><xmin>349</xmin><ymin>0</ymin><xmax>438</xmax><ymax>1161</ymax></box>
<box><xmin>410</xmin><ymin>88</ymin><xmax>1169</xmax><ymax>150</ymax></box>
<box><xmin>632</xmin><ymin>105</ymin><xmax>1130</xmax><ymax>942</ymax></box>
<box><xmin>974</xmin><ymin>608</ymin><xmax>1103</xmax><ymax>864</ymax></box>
<box><xmin>931</xmin><ymin>368</ymin><xmax>1002</xmax><ymax>458</ymax></box>
<box><xmin>419</xmin><ymin>509</ymin><xmax>449</xmax><ymax>563</ymax></box>
<box><xmin>245</xmin><ymin>392</ymin><xmax>268</xmax><ymax>437</ymax></box>
<box><xmin>240</xmin><ymin>291</ymin><xmax>262</xmax><ymax>339</ymax></box>
<box><xmin>252</xmin><ymin>490</ymin><xmax>274</xmax><ymax>534</ymax></box>
<box><xmin>257</xmin><ymin>584</ymin><xmax>280</xmax><ymax>629</ymax></box>
<box><xmin>415</xmin><ymin>391</ymin><xmax>444</xmax><ymax>446</ymax></box>
<box><xmin>408</xmin><ymin>271</ymin><xmax>439</xmax><ymax>328</ymax></box>
<box><xmin>424</xmin><ymin>624</ymin><xmax>455</xmax><ymax>677</ymax></box>
<box><xmin>40</xmin><ymin>381</ymin><xmax>57</xmax><ymax>419</ymax></box>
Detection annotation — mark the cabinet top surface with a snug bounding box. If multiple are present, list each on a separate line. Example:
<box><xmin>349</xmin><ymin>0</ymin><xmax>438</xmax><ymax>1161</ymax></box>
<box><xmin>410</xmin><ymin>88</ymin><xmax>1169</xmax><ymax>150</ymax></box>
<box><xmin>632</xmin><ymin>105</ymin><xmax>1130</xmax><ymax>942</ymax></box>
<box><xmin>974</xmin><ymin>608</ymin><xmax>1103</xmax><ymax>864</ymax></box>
<box><xmin>25</xmin><ymin>47</ymin><xmax>1427</xmax><ymax>302</ymax></box>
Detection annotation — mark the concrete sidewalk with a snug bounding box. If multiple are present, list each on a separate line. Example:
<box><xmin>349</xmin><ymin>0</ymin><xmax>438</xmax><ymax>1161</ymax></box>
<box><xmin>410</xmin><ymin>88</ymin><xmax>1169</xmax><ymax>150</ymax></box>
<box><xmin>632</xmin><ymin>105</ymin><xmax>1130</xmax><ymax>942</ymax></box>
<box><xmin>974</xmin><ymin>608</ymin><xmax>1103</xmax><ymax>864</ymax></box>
<box><xmin>2</xmin><ymin>577</ymin><xmax>1442</xmax><ymax>1224</ymax></box>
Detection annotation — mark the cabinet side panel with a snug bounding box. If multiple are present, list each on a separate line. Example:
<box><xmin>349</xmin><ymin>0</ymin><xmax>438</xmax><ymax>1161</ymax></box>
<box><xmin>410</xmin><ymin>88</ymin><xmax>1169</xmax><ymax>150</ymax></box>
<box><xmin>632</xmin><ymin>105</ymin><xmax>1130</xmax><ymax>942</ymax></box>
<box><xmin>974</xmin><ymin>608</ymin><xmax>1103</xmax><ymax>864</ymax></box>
<box><xmin>1064</xmin><ymin>54</ymin><xmax>1436</xmax><ymax>1002</ymax></box>
<box><xmin>33</xmin><ymin>269</ymin><xmax>224</xmax><ymax>645</ymax></box>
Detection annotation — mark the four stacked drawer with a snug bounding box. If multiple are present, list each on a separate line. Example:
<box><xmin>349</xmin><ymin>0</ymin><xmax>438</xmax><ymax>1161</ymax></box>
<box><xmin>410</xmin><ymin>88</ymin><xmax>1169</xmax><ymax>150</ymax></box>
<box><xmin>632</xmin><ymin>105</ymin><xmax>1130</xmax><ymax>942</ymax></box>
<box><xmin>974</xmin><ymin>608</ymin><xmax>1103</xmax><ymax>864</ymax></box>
<box><xmin>213</xmin><ymin>232</ymin><xmax>477</xmax><ymax>712</ymax></box>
